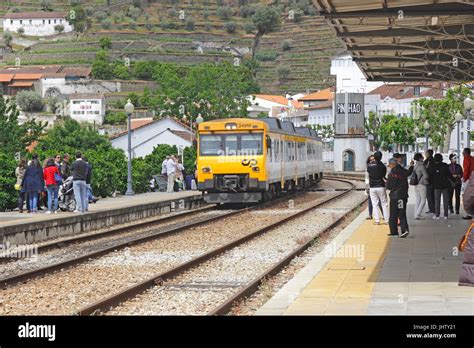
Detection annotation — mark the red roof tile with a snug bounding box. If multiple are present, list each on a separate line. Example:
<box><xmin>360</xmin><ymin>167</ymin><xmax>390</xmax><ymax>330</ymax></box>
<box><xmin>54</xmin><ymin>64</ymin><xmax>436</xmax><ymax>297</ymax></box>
<box><xmin>298</xmin><ymin>88</ymin><xmax>334</xmax><ymax>101</ymax></box>
<box><xmin>3</xmin><ymin>11</ymin><xmax>67</xmax><ymax>19</ymax></box>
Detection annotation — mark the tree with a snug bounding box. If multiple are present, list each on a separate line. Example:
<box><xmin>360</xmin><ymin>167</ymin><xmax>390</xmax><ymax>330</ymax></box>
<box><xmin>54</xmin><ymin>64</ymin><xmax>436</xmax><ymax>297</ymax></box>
<box><xmin>113</xmin><ymin>64</ymin><xmax>130</xmax><ymax>80</ymax></box>
<box><xmin>412</xmin><ymin>85</ymin><xmax>470</xmax><ymax>152</ymax></box>
<box><xmin>54</xmin><ymin>24</ymin><xmax>64</xmax><ymax>34</ymax></box>
<box><xmin>217</xmin><ymin>6</ymin><xmax>233</xmax><ymax>20</ymax></box>
<box><xmin>0</xmin><ymin>97</ymin><xmax>46</xmax><ymax>210</ymax></box>
<box><xmin>99</xmin><ymin>36</ymin><xmax>112</xmax><ymax>49</ymax></box>
<box><xmin>91</xmin><ymin>50</ymin><xmax>114</xmax><ymax>79</ymax></box>
<box><xmin>68</xmin><ymin>5</ymin><xmax>87</xmax><ymax>32</ymax></box>
<box><xmin>3</xmin><ymin>31</ymin><xmax>13</xmax><ymax>49</ymax></box>
<box><xmin>281</xmin><ymin>40</ymin><xmax>291</xmax><ymax>51</ymax></box>
<box><xmin>16</xmin><ymin>91</ymin><xmax>45</xmax><ymax>112</ymax></box>
<box><xmin>223</xmin><ymin>21</ymin><xmax>237</xmax><ymax>34</ymax></box>
<box><xmin>17</xmin><ymin>27</ymin><xmax>25</xmax><ymax>36</ymax></box>
<box><xmin>277</xmin><ymin>65</ymin><xmax>290</xmax><ymax>80</ymax></box>
<box><xmin>251</xmin><ymin>6</ymin><xmax>280</xmax><ymax>58</ymax></box>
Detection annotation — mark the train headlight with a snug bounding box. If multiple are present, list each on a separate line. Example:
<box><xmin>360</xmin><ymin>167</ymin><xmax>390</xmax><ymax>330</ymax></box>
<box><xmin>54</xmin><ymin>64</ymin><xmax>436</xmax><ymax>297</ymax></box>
<box><xmin>225</xmin><ymin>123</ymin><xmax>237</xmax><ymax>130</ymax></box>
<box><xmin>202</xmin><ymin>166</ymin><xmax>212</xmax><ymax>173</ymax></box>
<box><xmin>252</xmin><ymin>166</ymin><xmax>260</xmax><ymax>172</ymax></box>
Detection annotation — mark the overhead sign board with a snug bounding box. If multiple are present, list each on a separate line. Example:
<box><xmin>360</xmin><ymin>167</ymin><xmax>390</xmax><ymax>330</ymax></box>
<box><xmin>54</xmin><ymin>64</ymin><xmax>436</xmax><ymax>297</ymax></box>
<box><xmin>335</xmin><ymin>93</ymin><xmax>365</xmax><ymax>135</ymax></box>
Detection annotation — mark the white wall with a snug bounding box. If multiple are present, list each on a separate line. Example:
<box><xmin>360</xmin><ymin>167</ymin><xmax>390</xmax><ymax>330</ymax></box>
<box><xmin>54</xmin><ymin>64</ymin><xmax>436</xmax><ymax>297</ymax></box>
<box><xmin>308</xmin><ymin>107</ymin><xmax>333</xmax><ymax>126</ymax></box>
<box><xmin>333</xmin><ymin>137</ymin><xmax>369</xmax><ymax>172</ymax></box>
<box><xmin>3</xmin><ymin>17</ymin><xmax>73</xmax><ymax>36</ymax></box>
<box><xmin>70</xmin><ymin>98</ymin><xmax>105</xmax><ymax>125</ymax></box>
<box><xmin>251</xmin><ymin>97</ymin><xmax>286</xmax><ymax>117</ymax></box>
<box><xmin>111</xmin><ymin>118</ymin><xmax>192</xmax><ymax>159</ymax></box>
<box><xmin>330</xmin><ymin>54</ymin><xmax>383</xmax><ymax>94</ymax></box>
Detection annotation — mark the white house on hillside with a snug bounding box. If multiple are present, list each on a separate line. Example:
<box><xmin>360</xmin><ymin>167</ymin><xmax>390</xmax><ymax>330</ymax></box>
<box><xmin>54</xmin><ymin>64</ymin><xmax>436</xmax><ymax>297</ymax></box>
<box><xmin>69</xmin><ymin>93</ymin><xmax>106</xmax><ymax>125</ymax></box>
<box><xmin>110</xmin><ymin>117</ymin><xmax>193</xmax><ymax>159</ymax></box>
<box><xmin>3</xmin><ymin>11</ymin><xmax>73</xmax><ymax>36</ymax></box>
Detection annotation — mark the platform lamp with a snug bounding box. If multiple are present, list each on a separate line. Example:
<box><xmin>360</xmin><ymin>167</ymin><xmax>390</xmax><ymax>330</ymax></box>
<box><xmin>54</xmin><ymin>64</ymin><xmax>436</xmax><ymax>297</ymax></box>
<box><xmin>455</xmin><ymin>111</ymin><xmax>464</xmax><ymax>158</ymax></box>
<box><xmin>464</xmin><ymin>96</ymin><xmax>474</xmax><ymax>147</ymax></box>
<box><xmin>424</xmin><ymin>120</ymin><xmax>430</xmax><ymax>152</ymax></box>
<box><xmin>414</xmin><ymin>126</ymin><xmax>420</xmax><ymax>153</ymax></box>
<box><xmin>124</xmin><ymin>99</ymin><xmax>135</xmax><ymax>196</ymax></box>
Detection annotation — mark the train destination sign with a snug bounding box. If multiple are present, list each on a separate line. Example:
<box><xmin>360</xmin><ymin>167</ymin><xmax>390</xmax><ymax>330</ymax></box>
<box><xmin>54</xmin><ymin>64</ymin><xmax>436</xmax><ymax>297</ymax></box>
<box><xmin>336</xmin><ymin>103</ymin><xmax>362</xmax><ymax>114</ymax></box>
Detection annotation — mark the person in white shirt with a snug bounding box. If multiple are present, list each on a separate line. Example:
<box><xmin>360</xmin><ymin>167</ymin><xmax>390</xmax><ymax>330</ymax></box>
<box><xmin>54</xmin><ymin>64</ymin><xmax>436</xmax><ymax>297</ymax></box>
<box><xmin>166</xmin><ymin>155</ymin><xmax>177</xmax><ymax>193</ymax></box>
<box><xmin>161</xmin><ymin>156</ymin><xmax>169</xmax><ymax>177</ymax></box>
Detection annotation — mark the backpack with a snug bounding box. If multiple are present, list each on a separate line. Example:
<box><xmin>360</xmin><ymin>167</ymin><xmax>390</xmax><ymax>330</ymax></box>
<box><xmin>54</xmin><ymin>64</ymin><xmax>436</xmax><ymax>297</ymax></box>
<box><xmin>409</xmin><ymin>171</ymin><xmax>419</xmax><ymax>186</ymax></box>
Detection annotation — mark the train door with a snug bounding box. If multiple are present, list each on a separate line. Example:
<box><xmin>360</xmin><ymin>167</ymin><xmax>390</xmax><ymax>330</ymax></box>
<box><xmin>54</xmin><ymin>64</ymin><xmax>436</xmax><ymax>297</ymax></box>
<box><xmin>343</xmin><ymin>149</ymin><xmax>355</xmax><ymax>171</ymax></box>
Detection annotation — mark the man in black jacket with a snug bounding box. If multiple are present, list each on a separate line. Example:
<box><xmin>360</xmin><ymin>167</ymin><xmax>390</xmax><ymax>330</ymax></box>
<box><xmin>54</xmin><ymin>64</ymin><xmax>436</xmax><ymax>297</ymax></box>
<box><xmin>72</xmin><ymin>151</ymin><xmax>88</xmax><ymax>213</ymax></box>
<box><xmin>423</xmin><ymin>149</ymin><xmax>435</xmax><ymax>214</ymax></box>
<box><xmin>386</xmin><ymin>158</ymin><xmax>409</xmax><ymax>238</ymax></box>
<box><xmin>367</xmin><ymin>151</ymin><xmax>389</xmax><ymax>225</ymax></box>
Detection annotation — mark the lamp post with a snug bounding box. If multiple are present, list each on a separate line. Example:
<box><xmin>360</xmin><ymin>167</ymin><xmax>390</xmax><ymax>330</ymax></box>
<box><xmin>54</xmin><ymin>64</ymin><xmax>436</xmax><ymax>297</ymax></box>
<box><xmin>455</xmin><ymin>111</ymin><xmax>463</xmax><ymax>158</ymax></box>
<box><xmin>390</xmin><ymin>130</ymin><xmax>396</xmax><ymax>153</ymax></box>
<box><xmin>464</xmin><ymin>96</ymin><xmax>474</xmax><ymax>148</ymax></box>
<box><xmin>424</xmin><ymin>120</ymin><xmax>430</xmax><ymax>152</ymax></box>
<box><xmin>414</xmin><ymin>126</ymin><xmax>420</xmax><ymax>153</ymax></box>
<box><xmin>124</xmin><ymin>99</ymin><xmax>135</xmax><ymax>196</ymax></box>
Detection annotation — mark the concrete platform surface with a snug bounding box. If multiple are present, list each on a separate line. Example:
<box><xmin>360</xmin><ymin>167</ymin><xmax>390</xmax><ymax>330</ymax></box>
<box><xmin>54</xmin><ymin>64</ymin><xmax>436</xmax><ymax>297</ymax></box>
<box><xmin>0</xmin><ymin>191</ymin><xmax>200</xmax><ymax>227</ymax></box>
<box><xmin>257</xmin><ymin>187</ymin><xmax>473</xmax><ymax>315</ymax></box>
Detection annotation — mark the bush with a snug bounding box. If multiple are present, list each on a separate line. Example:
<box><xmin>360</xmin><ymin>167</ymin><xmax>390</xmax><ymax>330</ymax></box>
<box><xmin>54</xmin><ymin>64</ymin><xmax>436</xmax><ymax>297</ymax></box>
<box><xmin>185</xmin><ymin>18</ymin><xmax>195</xmax><ymax>31</ymax></box>
<box><xmin>145</xmin><ymin>22</ymin><xmax>153</xmax><ymax>30</ymax></box>
<box><xmin>113</xmin><ymin>64</ymin><xmax>130</xmax><ymax>80</ymax></box>
<box><xmin>205</xmin><ymin>24</ymin><xmax>212</xmax><ymax>31</ymax></box>
<box><xmin>167</xmin><ymin>8</ymin><xmax>178</xmax><ymax>17</ymax></box>
<box><xmin>240</xmin><ymin>5</ymin><xmax>256</xmax><ymax>18</ymax></box>
<box><xmin>54</xmin><ymin>24</ymin><xmax>64</xmax><ymax>33</ymax></box>
<box><xmin>0</xmin><ymin>151</ymin><xmax>17</xmax><ymax>211</ymax></box>
<box><xmin>131</xmin><ymin>157</ymin><xmax>153</xmax><ymax>194</ymax></box>
<box><xmin>244</xmin><ymin>22</ymin><xmax>256</xmax><ymax>34</ymax></box>
<box><xmin>12</xmin><ymin>7</ymin><xmax>21</xmax><ymax>13</ymax></box>
<box><xmin>202</xmin><ymin>10</ymin><xmax>210</xmax><ymax>19</ymax></box>
<box><xmin>16</xmin><ymin>91</ymin><xmax>44</xmax><ymax>112</ymax></box>
<box><xmin>223</xmin><ymin>21</ymin><xmax>237</xmax><ymax>34</ymax></box>
<box><xmin>17</xmin><ymin>27</ymin><xmax>25</xmax><ymax>36</ymax></box>
<box><xmin>95</xmin><ymin>11</ymin><xmax>107</xmax><ymax>21</ymax></box>
<box><xmin>104</xmin><ymin>110</ymin><xmax>127</xmax><ymax>125</ymax></box>
<box><xmin>277</xmin><ymin>65</ymin><xmax>290</xmax><ymax>80</ymax></box>
<box><xmin>216</xmin><ymin>6</ymin><xmax>232</xmax><ymax>20</ymax></box>
<box><xmin>128</xmin><ymin>5</ymin><xmax>141</xmax><ymax>19</ymax></box>
<box><xmin>281</xmin><ymin>40</ymin><xmax>292</xmax><ymax>51</ymax></box>
<box><xmin>85</xmin><ymin>6</ymin><xmax>94</xmax><ymax>16</ymax></box>
<box><xmin>289</xmin><ymin>8</ymin><xmax>303</xmax><ymax>22</ymax></box>
<box><xmin>101</xmin><ymin>19</ymin><xmax>112</xmax><ymax>29</ymax></box>
<box><xmin>255</xmin><ymin>50</ymin><xmax>277</xmax><ymax>61</ymax></box>
<box><xmin>128</xmin><ymin>20</ymin><xmax>137</xmax><ymax>29</ymax></box>
<box><xmin>100</xmin><ymin>36</ymin><xmax>112</xmax><ymax>49</ymax></box>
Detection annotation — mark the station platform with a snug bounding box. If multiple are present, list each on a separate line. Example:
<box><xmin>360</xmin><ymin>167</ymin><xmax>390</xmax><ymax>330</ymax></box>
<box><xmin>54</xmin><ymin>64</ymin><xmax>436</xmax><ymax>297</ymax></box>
<box><xmin>257</xmin><ymin>189</ymin><xmax>473</xmax><ymax>315</ymax></box>
<box><xmin>0</xmin><ymin>191</ymin><xmax>203</xmax><ymax>245</ymax></box>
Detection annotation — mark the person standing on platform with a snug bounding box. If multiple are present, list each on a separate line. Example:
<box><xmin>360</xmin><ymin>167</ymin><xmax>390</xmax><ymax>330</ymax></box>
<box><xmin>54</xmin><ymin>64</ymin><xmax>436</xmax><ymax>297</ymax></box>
<box><xmin>166</xmin><ymin>155</ymin><xmax>177</xmax><ymax>193</ymax></box>
<box><xmin>462</xmin><ymin>148</ymin><xmax>474</xmax><ymax>220</ymax></box>
<box><xmin>15</xmin><ymin>159</ymin><xmax>27</xmax><ymax>213</ymax></box>
<box><xmin>21</xmin><ymin>155</ymin><xmax>43</xmax><ymax>214</ymax></box>
<box><xmin>448</xmin><ymin>153</ymin><xmax>463</xmax><ymax>215</ymax></box>
<box><xmin>71</xmin><ymin>151</ymin><xmax>88</xmax><ymax>213</ymax></box>
<box><xmin>365</xmin><ymin>155</ymin><xmax>382</xmax><ymax>220</ymax></box>
<box><xmin>424</xmin><ymin>149</ymin><xmax>435</xmax><ymax>214</ymax></box>
<box><xmin>54</xmin><ymin>154</ymin><xmax>61</xmax><ymax>170</ymax></box>
<box><xmin>386</xmin><ymin>158</ymin><xmax>409</xmax><ymax>238</ymax></box>
<box><xmin>367</xmin><ymin>151</ymin><xmax>389</xmax><ymax>225</ymax></box>
<box><xmin>428</xmin><ymin>154</ymin><xmax>453</xmax><ymax>220</ymax></box>
<box><xmin>43</xmin><ymin>158</ymin><xmax>60</xmax><ymax>214</ymax></box>
<box><xmin>61</xmin><ymin>153</ymin><xmax>71</xmax><ymax>178</ymax></box>
<box><xmin>162</xmin><ymin>156</ymin><xmax>169</xmax><ymax>177</ymax></box>
<box><xmin>411</xmin><ymin>153</ymin><xmax>430</xmax><ymax>220</ymax></box>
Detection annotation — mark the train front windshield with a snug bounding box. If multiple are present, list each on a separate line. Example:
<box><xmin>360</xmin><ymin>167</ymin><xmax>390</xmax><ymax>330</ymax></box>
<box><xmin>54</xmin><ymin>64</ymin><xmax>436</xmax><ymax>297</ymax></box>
<box><xmin>199</xmin><ymin>133</ymin><xmax>263</xmax><ymax>156</ymax></box>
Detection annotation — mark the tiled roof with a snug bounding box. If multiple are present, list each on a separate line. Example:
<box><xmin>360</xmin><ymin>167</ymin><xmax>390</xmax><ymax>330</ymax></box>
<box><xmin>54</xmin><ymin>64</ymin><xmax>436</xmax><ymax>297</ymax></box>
<box><xmin>131</xmin><ymin>117</ymin><xmax>154</xmax><ymax>129</ymax></box>
<box><xmin>368</xmin><ymin>83</ymin><xmax>445</xmax><ymax>100</ymax></box>
<box><xmin>170</xmin><ymin>130</ymin><xmax>193</xmax><ymax>142</ymax></box>
<box><xmin>59</xmin><ymin>66</ymin><xmax>92</xmax><ymax>77</ymax></box>
<box><xmin>109</xmin><ymin>117</ymin><xmax>192</xmax><ymax>140</ymax></box>
<box><xmin>305</xmin><ymin>99</ymin><xmax>334</xmax><ymax>110</ymax></box>
<box><xmin>3</xmin><ymin>11</ymin><xmax>67</xmax><ymax>19</ymax></box>
<box><xmin>253</xmin><ymin>94</ymin><xmax>304</xmax><ymax>109</ymax></box>
<box><xmin>0</xmin><ymin>65</ymin><xmax>61</xmax><ymax>75</ymax></box>
<box><xmin>0</xmin><ymin>74</ymin><xmax>14</xmax><ymax>82</ymax></box>
<box><xmin>11</xmin><ymin>73</ymin><xmax>43</xmax><ymax>80</ymax></box>
<box><xmin>298</xmin><ymin>88</ymin><xmax>334</xmax><ymax>101</ymax></box>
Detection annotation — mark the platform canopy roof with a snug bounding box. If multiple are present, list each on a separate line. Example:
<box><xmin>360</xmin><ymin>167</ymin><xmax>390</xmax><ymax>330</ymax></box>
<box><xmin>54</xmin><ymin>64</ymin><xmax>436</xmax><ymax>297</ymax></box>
<box><xmin>314</xmin><ymin>0</ymin><xmax>474</xmax><ymax>82</ymax></box>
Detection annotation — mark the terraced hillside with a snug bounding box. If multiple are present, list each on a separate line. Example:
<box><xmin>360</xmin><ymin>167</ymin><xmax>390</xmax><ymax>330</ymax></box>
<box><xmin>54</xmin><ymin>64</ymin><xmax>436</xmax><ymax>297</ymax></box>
<box><xmin>0</xmin><ymin>0</ymin><xmax>344</xmax><ymax>94</ymax></box>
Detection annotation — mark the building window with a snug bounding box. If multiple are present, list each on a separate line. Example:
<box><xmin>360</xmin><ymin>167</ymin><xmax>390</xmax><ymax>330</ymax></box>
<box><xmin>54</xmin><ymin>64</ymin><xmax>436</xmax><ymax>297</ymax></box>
<box><xmin>48</xmin><ymin>20</ymin><xmax>51</xmax><ymax>24</ymax></box>
<box><xmin>89</xmin><ymin>100</ymin><xmax>99</xmax><ymax>104</ymax></box>
<box><xmin>414</xmin><ymin>86</ymin><xmax>421</xmax><ymax>96</ymax></box>
<box><xmin>60</xmin><ymin>19</ymin><xmax>62</xmax><ymax>23</ymax></box>
<box><xmin>29</xmin><ymin>20</ymin><xmax>32</xmax><ymax>24</ymax></box>
<box><xmin>54</xmin><ymin>19</ymin><xmax>56</xmax><ymax>24</ymax></box>
<box><xmin>43</xmin><ymin>20</ymin><xmax>45</xmax><ymax>24</ymax></box>
<box><xmin>19</xmin><ymin>20</ymin><xmax>23</xmax><ymax>24</ymax></box>
<box><xmin>10</xmin><ymin>20</ymin><xmax>13</xmax><ymax>24</ymax></box>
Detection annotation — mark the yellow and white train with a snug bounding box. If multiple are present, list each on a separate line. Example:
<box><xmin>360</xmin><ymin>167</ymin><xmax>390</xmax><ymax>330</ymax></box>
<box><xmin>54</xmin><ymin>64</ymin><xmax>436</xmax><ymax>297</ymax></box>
<box><xmin>196</xmin><ymin>118</ymin><xmax>324</xmax><ymax>204</ymax></box>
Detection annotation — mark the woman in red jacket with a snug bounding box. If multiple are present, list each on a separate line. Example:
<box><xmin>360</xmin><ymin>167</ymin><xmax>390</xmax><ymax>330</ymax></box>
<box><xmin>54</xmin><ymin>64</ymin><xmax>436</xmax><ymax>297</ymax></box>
<box><xmin>43</xmin><ymin>158</ymin><xmax>61</xmax><ymax>214</ymax></box>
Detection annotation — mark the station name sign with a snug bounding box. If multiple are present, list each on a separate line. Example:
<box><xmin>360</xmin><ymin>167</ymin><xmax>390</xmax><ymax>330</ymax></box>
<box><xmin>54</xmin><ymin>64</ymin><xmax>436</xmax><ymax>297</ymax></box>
<box><xmin>337</xmin><ymin>103</ymin><xmax>362</xmax><ymax>114</ymax></box>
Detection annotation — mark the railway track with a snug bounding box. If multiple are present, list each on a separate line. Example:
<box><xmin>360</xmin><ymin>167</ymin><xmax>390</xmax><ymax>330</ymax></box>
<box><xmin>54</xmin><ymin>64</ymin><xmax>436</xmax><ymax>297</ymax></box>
<box><xmin>77</xmin><ymin>177</ymin><xmax>362</xmax><ymax>315</ymax></box>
